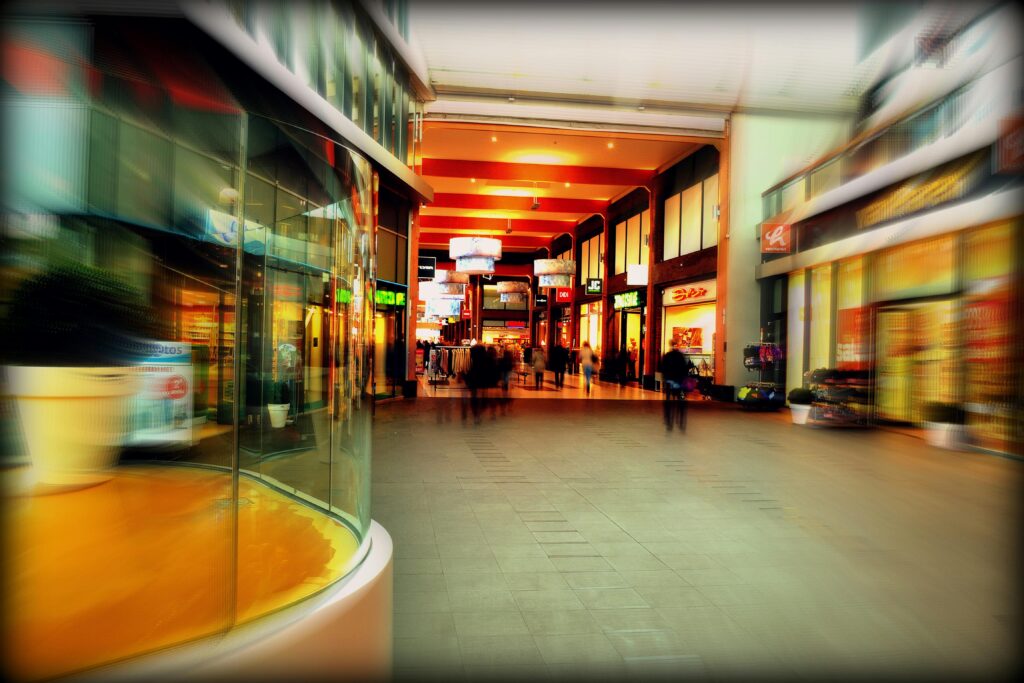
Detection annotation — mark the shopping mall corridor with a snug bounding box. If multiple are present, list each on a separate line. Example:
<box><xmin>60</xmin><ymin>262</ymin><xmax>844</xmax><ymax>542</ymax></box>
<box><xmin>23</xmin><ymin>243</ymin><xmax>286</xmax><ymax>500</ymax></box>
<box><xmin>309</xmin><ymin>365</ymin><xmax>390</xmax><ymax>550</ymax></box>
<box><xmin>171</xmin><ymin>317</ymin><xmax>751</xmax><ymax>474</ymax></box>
<box><xmin>372</xmin><ymin>398</ymin><xmax>1020</xmax><ymax>681</ymax></box>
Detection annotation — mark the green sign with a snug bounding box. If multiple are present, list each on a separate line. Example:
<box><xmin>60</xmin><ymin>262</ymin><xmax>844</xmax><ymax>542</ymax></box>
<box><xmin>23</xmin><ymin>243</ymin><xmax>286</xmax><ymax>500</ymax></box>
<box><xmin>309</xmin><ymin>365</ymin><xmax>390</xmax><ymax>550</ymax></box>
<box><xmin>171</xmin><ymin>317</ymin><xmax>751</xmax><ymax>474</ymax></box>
<box><xmin>336</xmin><ymin>288</ymin><xmax>352</xmax><ymax>304</ymax></box>
<box><xmin>613</xmin><ymin>290</ymin><xmax>640</xmax><ymax>310</ymax></box>
<box><xmin>374</xmin><ymin>289</ymin><xmax>406</xmax><ymax>306</ymax></box>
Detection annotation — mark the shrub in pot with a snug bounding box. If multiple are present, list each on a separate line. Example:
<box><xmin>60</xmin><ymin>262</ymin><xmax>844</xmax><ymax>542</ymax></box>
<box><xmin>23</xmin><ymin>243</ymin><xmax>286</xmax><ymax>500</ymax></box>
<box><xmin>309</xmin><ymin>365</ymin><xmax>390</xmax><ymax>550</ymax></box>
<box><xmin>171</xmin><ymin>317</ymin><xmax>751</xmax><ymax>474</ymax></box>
<box><xmin>267</xmin><ymin>380</ymin><xmax>290</xmax><ymax>428</ymax></box>
<box><xmin>2</xmin><ymin>262</ymin><xmax>160</xmax><ymax>491</ymax></box>
<box><xmin>922</xmin><ymin>401</ymin><xmax>965</xmax><ymax>449</ymax></box>
<box><xmin>787</xmin><ymin>388</ymin><xmax>815</xmax><ymax>425</ymax></box>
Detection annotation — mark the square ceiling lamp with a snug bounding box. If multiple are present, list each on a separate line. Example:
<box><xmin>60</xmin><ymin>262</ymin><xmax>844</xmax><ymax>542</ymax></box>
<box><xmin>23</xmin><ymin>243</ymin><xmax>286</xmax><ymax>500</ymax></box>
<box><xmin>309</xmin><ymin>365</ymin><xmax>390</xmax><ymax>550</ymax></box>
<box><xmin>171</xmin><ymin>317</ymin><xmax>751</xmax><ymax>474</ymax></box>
<box><xmin>450</xmin><ymin>237</ymin><xmax>502</xmax><ymax>274</ymax></box>
<box><xmin>533</xmin><ymin>259</ymin><xmax>575</xmax><ymax>288</ymax></box>
<box><xmin>497</xmin><ymin>280</ymin><xmax>529</xmax><ymax>304</ymax></box>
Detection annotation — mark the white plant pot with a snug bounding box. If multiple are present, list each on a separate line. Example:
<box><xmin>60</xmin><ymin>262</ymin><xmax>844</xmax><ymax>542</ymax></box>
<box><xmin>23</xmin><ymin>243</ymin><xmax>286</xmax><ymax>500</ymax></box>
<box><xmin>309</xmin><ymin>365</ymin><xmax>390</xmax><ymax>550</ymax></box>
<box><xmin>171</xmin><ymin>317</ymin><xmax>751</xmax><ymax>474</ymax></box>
<box><xmin>924</xmin><ymin>422</ymin><xmax>963</xmax><ymax>449</ymax></box>
<box><xmin>790</xmin><ymin>404</ymin><xmax>812</xmax><ymax>425</ymax></box>
<box><xmin>6</xmin><ymin>366</ymin><xmax>140</xmax><ymax>492</ymax></box>
<box><xmin>267</xmin><ymin>403</ymin><xmax>290</xmax><ymax>428</ymax></box>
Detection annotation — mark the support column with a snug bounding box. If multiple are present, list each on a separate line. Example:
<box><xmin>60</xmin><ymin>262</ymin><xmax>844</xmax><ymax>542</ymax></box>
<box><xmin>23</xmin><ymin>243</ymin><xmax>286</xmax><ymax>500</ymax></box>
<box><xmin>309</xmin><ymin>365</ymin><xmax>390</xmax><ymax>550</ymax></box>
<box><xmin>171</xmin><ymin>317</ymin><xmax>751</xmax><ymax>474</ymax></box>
<box><xmin>714</xmin><ymin>125</ymin><xmax>731</xmax><ymax>386</ymax></box>
<box><xmin>405</xmin><ymin>205</ymin><xmax>420</xmax><ymax>394</ymax></box>
<box><xmin>643</xmin><ymin>183</ymin><xmax>659</xmax><ymax>384</ymax></box>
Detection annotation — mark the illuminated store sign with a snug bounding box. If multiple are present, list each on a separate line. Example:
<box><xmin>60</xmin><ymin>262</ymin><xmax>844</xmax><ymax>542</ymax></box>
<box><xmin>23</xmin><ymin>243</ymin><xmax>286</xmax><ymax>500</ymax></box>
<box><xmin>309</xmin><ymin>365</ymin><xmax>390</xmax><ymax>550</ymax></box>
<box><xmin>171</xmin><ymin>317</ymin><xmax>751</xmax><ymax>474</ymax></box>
<box><xmin>335</xmin><ymin>288</ymin><xmax>352</xmax><ymax>304</ymax></box>
<box><xmin>613</xmin><ymin>290</ymin><xmax>640</xmax><ymax>310</ymax></box>
<box><xmin>663</xmin><ymin>280</ymin><xmax>716</xmax><ymax>306</ymax></box>
<box><xmin>535</xmin><ymin>294</ymin><xmax>548</xmax><ymax>306</ymax></box>
<box><xmin>555</xmin><ymin>288</ymin><xmax>573</xmax><ymax>303</ymax></box>
<box><xmin>586</xmin><ymin>278</ymin><xmax>603</xmax><ymax>294</ymax></box>
<box><xmin>855</xmin><ymin>150</ymin><xmax>985</xmax><ymax>230</ymax></box>
<box><xmin>374</xmin><ymin>289</ymin><xmax>406</xmax><ymax>306</ymax></box>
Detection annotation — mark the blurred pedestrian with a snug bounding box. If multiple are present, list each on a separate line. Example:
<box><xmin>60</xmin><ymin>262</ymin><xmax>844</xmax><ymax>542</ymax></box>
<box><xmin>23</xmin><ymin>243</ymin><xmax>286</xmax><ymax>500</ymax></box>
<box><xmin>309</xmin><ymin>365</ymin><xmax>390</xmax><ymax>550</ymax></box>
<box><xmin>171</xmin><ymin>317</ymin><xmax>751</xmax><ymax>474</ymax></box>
<box><xmin>659</xmin><ymin>341</ymin><xmax>688</xmax><ymax>431</ymax></box>
<box><xmin>532</xmin><ymin>346</ymin><xmax>546</xmax><ymax>389</ymax></box>
<box><xmin>628</xmin><ymin>338</ymin><xmax>639</xmax><ymax>380</ymax></box>
<box><xmin>616</xmin><ymin>346</ymin><xmax>630</xmax><ymax>386</ymax></box>
<box><xmin>580</xmin><ymin>341</ymin><xmax>596</xmax><ymax>395</ymax></box>
<box><xmin>551</xmin><ymin>341</ymin><xmax>568</xmax><ymax>389</ymax></box>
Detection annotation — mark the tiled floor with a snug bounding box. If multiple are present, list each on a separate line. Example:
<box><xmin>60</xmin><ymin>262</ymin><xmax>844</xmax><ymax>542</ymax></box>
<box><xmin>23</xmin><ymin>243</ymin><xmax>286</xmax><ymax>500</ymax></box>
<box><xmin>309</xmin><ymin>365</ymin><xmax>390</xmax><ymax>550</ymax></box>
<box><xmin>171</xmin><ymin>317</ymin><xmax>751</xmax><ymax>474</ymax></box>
<box><xmin>374</xmin><ymin>398</ymin><xmax>1021</xmax><ymax>681</ymax></box>
<box><xmin>417</xmin><ymin>369</ymin><xmax>664</xmax><ymax>401</ymax></box>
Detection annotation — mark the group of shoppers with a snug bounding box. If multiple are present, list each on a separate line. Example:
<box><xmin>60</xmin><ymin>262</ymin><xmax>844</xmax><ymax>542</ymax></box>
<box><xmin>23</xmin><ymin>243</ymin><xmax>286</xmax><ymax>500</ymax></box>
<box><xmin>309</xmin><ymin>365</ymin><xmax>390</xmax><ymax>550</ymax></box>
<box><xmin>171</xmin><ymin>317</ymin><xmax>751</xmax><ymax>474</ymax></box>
<box><xmin>528</xmin><ymin>341</ymin><xmax>597</xmax><ymax>394</ymax></box>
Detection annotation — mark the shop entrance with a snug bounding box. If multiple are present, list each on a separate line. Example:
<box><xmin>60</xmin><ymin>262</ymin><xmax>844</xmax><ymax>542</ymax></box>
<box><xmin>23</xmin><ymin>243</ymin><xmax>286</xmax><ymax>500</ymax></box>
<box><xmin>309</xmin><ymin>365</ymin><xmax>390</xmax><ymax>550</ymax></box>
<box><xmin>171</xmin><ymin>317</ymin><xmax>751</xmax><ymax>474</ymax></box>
<box><xmin>875</xmin><ymin>299</ymin><xmax>957</xmax><ymax>423</ymax></box>
<box><xmin>610</xmin><ymin>307</ymin><xmax>645</xmax><ymax>382</ymax></box>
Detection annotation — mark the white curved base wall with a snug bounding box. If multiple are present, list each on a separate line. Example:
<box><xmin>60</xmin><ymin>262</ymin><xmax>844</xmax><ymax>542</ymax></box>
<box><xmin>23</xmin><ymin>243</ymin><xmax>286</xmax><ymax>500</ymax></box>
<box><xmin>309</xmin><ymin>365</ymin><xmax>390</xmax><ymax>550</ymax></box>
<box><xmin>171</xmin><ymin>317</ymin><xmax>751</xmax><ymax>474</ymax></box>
<box><xmin>72</xmin><ymin>521</ymin><xmax>393</xmax><ymax>683</ymax></box>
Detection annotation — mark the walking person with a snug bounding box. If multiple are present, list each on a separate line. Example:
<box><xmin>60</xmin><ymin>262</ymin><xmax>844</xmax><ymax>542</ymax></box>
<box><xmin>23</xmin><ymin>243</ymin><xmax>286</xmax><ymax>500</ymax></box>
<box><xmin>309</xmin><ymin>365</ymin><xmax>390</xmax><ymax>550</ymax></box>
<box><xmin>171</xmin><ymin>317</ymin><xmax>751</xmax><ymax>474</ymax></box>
<box><xmin>580</xmin><ymin>341</ymin><xmax>596</xmax><ymax>395</ymax></box>
<box><xmin>551</xmin><ymin>341</ymin><xmax>568</xmax><ymax>389</ymax></box>
<box><xmin>616</xmin><ymin>346</ymin><xmax>630</xmax><ymax>386</ymax></box>
<box><xmin>532</xmin><ymin>346</ymin><xmax>547</xmax><ymax>390</ymax></box>
<box><xmin>659</xmin><ymin>341</ymin><xmax>688</xmax><ymax>431</ymax></box>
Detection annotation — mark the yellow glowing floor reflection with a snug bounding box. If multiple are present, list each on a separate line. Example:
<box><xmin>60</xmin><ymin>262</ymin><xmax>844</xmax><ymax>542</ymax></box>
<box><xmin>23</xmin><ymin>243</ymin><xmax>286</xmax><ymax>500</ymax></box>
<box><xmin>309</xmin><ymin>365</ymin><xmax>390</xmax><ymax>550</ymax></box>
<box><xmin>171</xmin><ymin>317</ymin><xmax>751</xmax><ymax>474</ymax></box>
<box><xmin>5</xmin><ymin>465</ymin><xmax>360</xmax><ymax>681</ymax></box>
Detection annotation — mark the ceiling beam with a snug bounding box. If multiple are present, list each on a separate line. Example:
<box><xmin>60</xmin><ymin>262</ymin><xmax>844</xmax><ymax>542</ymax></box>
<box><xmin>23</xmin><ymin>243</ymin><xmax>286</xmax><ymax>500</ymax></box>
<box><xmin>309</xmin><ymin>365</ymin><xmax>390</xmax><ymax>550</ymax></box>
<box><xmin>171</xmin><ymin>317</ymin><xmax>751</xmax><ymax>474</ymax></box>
<box><xmin>418</xmin><ymin>233</ymin><xmax>553</xmax><ymax>250</ymax></box>
<box><xmin>420</xmin><ymin>215</ymin><xmax>576</xmax><ymax>233</ymax></box>
<box><xmin>421</xmin><ymin>158</ymin><xmax>655</xmax><ymax>186</ymax></box>
<box><xmin>430</xmin><ymin>193</ymin><xmax>606</xmax><ymax>213</ymax></box>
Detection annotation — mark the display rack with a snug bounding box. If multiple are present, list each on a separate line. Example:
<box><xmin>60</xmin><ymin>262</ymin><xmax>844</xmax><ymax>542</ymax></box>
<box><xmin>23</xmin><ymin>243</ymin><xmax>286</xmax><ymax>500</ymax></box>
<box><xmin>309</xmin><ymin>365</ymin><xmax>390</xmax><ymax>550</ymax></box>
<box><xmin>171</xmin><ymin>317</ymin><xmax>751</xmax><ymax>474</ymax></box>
<box><xmin>737</xmin><ymin>341</ymin><xmax>784</xmax><ymax>410</ymax></box>
<box><xmin>806</xmin><ymin>369</ymin><xmax>873</xmax><ymax>427</ymax></box>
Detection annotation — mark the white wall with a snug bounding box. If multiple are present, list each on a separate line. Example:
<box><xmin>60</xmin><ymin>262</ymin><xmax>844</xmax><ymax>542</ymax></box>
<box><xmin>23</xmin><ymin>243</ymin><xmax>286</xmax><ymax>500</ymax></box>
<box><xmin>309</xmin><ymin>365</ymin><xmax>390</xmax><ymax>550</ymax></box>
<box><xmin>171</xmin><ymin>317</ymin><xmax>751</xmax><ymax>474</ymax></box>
<box><xmin>725</xmin><ymin>113</ymin><xmax>852</xmax><ymax>390</ymax></box>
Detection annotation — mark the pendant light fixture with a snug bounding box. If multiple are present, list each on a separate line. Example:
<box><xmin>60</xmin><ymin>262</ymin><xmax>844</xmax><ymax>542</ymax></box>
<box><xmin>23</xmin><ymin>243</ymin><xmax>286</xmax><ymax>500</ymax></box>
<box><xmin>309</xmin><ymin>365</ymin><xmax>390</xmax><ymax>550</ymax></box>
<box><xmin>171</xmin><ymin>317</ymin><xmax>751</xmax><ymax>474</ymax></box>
<box><xmin>533</xmin><ymin>258</ymin><xmax>576</xmax><ymax>288</ymax></box>
<box><xmin>450</xmin><ymin>237</ymin><xmax>502</xmax><ymax>274</ymax></box>
<box><xmin>496</xmin><ymin>280</ymin><xmax>529</xmax><ymax>304</ymax></box>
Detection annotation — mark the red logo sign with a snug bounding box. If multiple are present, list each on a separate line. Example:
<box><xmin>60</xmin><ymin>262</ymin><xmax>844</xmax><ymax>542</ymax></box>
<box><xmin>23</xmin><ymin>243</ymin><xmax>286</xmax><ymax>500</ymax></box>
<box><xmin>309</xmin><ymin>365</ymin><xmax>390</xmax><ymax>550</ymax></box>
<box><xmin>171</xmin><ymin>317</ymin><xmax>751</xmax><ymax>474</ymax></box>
<box><xmin>760</xmin><ymin>222</ymin><xmax>792</xmax><ymax>254</ymax></box>
<box><xmin>163</xmin><ymin>375</ymin><xmax>189</xmax><ymax>400</ymax></box>
<box><xmin>670</xmin><ymin>286</ymin><xmax>708</xmax><ymax>304</ymax></box>
<box><xmin>555</xmin><ymin>288</ymin><xmax>573</xmax><ymax>303</ymax></box>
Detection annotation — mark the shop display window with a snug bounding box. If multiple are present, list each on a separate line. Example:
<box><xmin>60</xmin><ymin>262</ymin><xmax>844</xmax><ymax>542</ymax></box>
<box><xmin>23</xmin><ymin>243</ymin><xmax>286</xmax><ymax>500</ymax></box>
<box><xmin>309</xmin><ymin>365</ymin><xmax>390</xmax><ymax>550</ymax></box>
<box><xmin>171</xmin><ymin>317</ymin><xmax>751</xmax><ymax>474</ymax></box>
<box><xmin>786</xmin><ymin>270</ymin><xmax>806</xmax><ymax>392</ymax></box>
<box><xmin>808</xmin><ymin>264</ymin><xmax>833</xmax><ymax>371</ymax></box>
<box><xmin>1</xmin><ymin>26</ymin><xmax>377</xmax><ymax>676</ymax></box>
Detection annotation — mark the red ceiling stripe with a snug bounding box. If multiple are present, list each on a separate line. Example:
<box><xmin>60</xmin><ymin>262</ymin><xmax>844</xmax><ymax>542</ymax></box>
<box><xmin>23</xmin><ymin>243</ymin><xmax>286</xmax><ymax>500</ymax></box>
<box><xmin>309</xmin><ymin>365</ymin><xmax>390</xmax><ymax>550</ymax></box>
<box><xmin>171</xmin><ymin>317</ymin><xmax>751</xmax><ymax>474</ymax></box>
<box><xmin>419</xmin><ymin>215</ymin><xmax>575</xmax><ymax>232</ymax></box>
<box><xmin>422</xmin><ymin>158</ymin><xmax>654</xmax><ymax>186</ymax></box>
<box><xmin>431</xmin><ymin>193</ymin><xmax>606</xmax><ymax>213</ymax></box>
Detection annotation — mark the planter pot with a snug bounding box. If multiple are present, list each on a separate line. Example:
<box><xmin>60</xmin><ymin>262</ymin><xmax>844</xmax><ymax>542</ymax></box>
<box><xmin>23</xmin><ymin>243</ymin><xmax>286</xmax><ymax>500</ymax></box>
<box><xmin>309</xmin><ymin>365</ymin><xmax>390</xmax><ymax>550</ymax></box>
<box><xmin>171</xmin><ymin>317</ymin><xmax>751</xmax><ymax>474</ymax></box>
<box><xmin>267</xmin><ymin>403</ymin><xmax>290</xmax><ymax>428</ymax></box>
<box><xmin>924</xmin><ymin>421</ymin><xmax>963</xmax><ymax>449</ymax></box>
<box><xmin>789</xmin><ymin>404</ymin><xmax>812</xmax><ymax>425</ymax></box>
<box><xmin>6</xmin><ymin>366</ymin><xmax>140</xmax><ymax>492</ymax></box>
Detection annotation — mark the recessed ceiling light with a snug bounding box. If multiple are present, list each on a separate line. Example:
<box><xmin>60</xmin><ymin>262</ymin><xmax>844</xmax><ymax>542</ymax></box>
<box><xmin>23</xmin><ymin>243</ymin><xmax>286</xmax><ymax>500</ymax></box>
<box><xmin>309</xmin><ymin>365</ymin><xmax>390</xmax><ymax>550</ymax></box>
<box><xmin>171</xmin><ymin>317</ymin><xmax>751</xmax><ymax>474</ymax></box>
<box><xmin>607</xmin><ymin>142</ymin><xmax>615</xmax><ymax>149</ymax></box>
<box><xmin>491</xmin><ymin>135</ymin><xmax>498</xmax><ymax>143</ymax></box>
<box><xmin>564</xmin><ymin>182</ymin><xmax>571</xmax><ymax>188</ymax></box>
<box><xmin>470</xmin><ymin>178</ymin><xmax>476</xmax><ymax>183</ymax></box>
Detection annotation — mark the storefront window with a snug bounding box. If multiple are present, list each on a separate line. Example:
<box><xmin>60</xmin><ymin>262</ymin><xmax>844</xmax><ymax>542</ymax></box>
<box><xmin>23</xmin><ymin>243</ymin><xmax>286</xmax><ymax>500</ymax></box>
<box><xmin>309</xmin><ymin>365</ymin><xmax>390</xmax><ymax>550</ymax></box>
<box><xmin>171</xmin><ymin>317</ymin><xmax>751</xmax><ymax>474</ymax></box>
<box><xmin>808</xmin><ymin>264</ymin><xmax>833</xmax><ymax>371</ymax></box>
<box><xmin>662</xmin><ymin>298</ymin><xmax>716</xmax><ymax>378</ymax></box>
<box><xmin>578</xmin><ymin>301</ymin><xmax>602</xmax><ymax>356</ymax></box>
<box><xmin>579</xmin><ymin>234</ymin><xmax>602</xmax><ymax>285</ymax></box>
<box><xmin>835</xmin><ymin>257</ymin><xmax>868</xmax><ymax>371</ymax></box>
<box><xmin>786</xmin><ymin>270</ymin><xmax>806</xmax><ymax>391</ymax></box>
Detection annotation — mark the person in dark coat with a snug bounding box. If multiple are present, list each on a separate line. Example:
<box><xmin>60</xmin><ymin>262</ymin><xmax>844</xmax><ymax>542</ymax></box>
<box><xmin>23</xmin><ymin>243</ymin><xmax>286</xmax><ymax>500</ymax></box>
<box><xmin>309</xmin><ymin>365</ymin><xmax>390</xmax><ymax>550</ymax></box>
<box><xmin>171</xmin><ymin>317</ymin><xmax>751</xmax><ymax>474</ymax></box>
<box><xmin>550</xmin><ymin>342</ymin><xmax>568</xmax><ymax>389</ymax></box>
<box><xmin>659</xmin><ymin>342</ymin><xmax>688</xmax><ymax>431</ymax></box>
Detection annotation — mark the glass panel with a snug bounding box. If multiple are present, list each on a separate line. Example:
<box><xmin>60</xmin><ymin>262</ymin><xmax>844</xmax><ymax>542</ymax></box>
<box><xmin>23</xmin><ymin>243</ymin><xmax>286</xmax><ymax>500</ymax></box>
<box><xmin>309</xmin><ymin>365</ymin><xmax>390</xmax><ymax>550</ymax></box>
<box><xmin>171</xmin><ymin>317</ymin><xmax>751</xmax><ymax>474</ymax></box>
<box><xmin>835</xmin><ymin>257</ymin><xmax>868</xmax><ymax>371</ymax></box>
<box><xmin>680</xmin><ymin>183</ymin><xmax>701</xmax><ymax>255</ymax></box>
<box><xmin>701</xmin><ymin>174</ymin><xmax>718</xmax><ymax>248</ymax></box>
<box><xmin>377</xmin><ymin>229</ymin><xmax>397</xmax><ymax>283</ymax></box>
<box><xmin>118</xmin><ymin>123</ymin><xmax>173</xmax><ymax>229</ymax></box>
<box><xmin>614</xmin><ymin>221</ymin><xmax>626</xmax><ymax>275</ymax></box>
<box><xmin>640</xmin><ymin>209</ymin><xmax>650</xmax><ymax>266</ymax></box>
<box><xmin>626</xmin><ymin>215</ymin><xmax>641</xmax><ymax>267</ymax></box>
<box><xmin>580</xmin><ymin>240</ymin><xmax>589</xmax><ymax>284</ymax></box>
<box><xmin>663</xmin><ymin>193</ymin><xmax>680</xmax><ymax>260</ymax></box>
<box><xmin>808</xmin><ymin>264</ymin><xmax>833</xmax><ymax>371</ymax></box>
<box><xmin>786</xmin><ymin>270</ymin><xmax>806</xmax><ymax>391</ymax></box>
<box><xmin>589</xmin><ymin>236</ymin><xmax>599</xmax><ymax>283</ymax></box>
<box><xmin>873</xmin><ymin>235</ymin><xmax>955</xmax><ymax>301</ymax></box>
<box><xmin>396</xmin><ymin>235</ymin><xmax>408</xmax><ymax>284</ymax></box>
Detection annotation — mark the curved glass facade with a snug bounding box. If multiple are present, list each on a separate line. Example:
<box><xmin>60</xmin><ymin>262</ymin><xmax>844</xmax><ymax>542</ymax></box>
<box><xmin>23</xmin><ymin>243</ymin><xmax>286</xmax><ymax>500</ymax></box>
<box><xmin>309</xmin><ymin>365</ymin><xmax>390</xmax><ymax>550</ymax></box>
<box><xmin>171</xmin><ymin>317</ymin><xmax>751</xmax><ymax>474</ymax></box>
<box><xmin>2</xmin><ymin>17</ymin><xmax>377</xmax><ymax>679</ymax></box>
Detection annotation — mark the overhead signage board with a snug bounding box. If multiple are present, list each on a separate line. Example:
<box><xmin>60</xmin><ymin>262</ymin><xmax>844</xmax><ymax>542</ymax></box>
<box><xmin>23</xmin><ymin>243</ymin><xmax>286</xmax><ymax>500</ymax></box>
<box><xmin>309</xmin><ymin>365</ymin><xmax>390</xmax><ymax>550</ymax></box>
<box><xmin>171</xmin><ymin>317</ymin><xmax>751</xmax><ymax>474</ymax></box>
<box><xmin>662</xmin><ymin>280</ymin><xmax>716</xmax><ymax>307</ymax></box>
<box><xmin>760</xmin><ymin>222</ymin><xmax>792</xmax><ymax>254</ymax></box>
<box><xmin>613</xmin><ymin>290</ymin><xmax>641</xmax><ymax>310</ymax></box>
<box><xmin>555</xmin><ymin>288</ymin><xmax>573</xmax><ymax>303</ymax></box>
<box><xmin>534</xmin><ymin>293</ymin><xmax>548</xmax><ymax>306</ymax></box>
<box><xmin>374</xmin><ymin>289</ymin><xmax>406</xmax><ymax>306</ymax></box>
<box><xmin>586</xmin><ymin>278</ymin><xmax>603</xmax><ymax>295</ymax></box>
<box><xmin>626</xmin><ymin>264</ymin><xmax>648</xmax><ymax>286</ymax></box>
<box><xmin>417</xmin><ymin>256</ymin><xmax>436</xmax><ymax>280</ymax></box>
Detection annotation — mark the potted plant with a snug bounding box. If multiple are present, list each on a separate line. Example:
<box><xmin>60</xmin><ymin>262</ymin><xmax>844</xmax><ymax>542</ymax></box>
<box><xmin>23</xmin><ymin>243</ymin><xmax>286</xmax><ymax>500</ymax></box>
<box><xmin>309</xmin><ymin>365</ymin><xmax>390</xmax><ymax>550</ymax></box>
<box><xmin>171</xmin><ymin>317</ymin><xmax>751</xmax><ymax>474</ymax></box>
<box><xmin>787</xmin><ymin>387</ymin><xmax>815</xmax><ymax>425</ymax></box>
<box><xmin>922</xmin><ymin>401</ymin><xmax>965</xmax><ymax>449</ymax></box>
<box><xmin>267</xmin><ymin>380</ymin><xmax>290</xmax><ymax>428</ymax></box>
<box><xmin>2</xmin><ymin>261</ymin><xmax>160</xmax><ymax>491</ymax></box>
